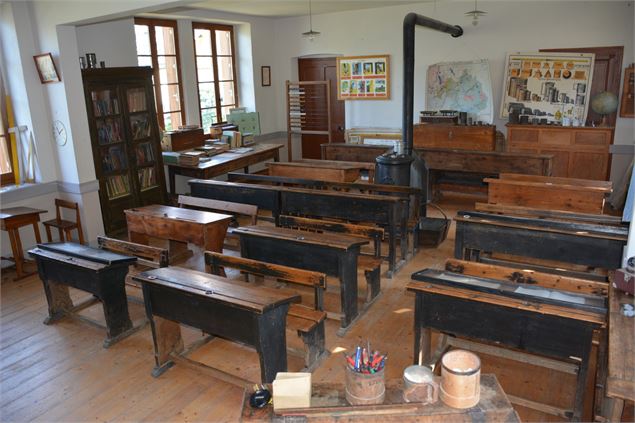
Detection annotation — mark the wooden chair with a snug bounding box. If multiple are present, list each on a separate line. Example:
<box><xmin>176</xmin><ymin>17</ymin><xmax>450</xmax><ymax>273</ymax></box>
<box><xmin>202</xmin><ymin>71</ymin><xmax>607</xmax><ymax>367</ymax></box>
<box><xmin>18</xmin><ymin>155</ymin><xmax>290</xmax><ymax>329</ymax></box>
<box><xmin>278</xmin><ymin>214</ymin><xmax>384</xmax><ymax>303</ymax></box>
<box><xmin>205</xmin><ymin>251</ymin><xmax>328</xmax><ymax>371</ymax></box>
<box><xmin>42</xmin><ymin>199</ymin><xmax>85</xmax><ymax>244</ymax></box>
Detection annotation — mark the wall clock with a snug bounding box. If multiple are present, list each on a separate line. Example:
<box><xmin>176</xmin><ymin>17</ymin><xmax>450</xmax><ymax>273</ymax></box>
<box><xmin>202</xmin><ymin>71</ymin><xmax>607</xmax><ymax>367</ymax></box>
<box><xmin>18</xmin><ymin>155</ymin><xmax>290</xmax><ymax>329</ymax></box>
<box><xmin>52</xmin><ymin>120</ymin><xmax>67</xmax><ymax>146</ymax></box>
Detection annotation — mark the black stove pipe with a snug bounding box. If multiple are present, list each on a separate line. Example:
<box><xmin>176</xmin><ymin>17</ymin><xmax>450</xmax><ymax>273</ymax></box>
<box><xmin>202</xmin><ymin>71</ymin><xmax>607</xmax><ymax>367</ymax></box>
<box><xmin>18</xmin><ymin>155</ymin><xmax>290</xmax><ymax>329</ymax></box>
<box><xmin>402</xmin><ymin>13</ymin><xmax>463</xmax><ymax>156</ymax></box>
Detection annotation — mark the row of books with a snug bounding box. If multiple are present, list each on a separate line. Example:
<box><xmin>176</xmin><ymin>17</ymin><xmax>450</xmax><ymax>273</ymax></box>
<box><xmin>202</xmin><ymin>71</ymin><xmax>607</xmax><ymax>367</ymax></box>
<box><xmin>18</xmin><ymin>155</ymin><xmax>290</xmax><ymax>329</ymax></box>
<box><xmin>138</xmin><ymin>167</ymin><xmax>156</xmax><ymax>190</ymax></box>
<box><xmin>127</xmin><ymin>89</ymin><xmax>147</xmax><ymax>113</ymax></box>
<box><xmin>102</xmin><ymin>146</ymin><xmax>128</xmax><ymax>172</ymax></box>
<box><xmin>131</xmin><ymin>115</ymin><xmax>151</xmax><ymax>140</ymax></box>
<box><xmin>105</xmin><ymin>175</ymin><xmax>130</xmax><ymax>199</ymax></box>
<box><xmin>135</xmin><ymin>142</ymin><xmax>155</xmax><ymax>165</ymax></box>
<box><xmin>92</xmin><ymin>91</ymin><xmax>120</xmax><ymax>117</ymax></box>
<box><xmin>97</xmin><ymin>119</ymin><xmax>123</xmax><ymax>145</ymax></box>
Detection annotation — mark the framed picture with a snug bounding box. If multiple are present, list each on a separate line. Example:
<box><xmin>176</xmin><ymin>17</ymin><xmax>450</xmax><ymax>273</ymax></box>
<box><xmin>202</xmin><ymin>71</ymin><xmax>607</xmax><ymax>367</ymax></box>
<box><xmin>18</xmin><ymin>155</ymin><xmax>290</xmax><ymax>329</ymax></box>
<box><xmin>337</xmin><ymin>55</ymin><xmax>390</xmax><ymax>100</ymax></box>
<box><xmin>619</xmin><ymin>64</ymin><xmax>634</xmax><ymax>118</ymax></box>
<box><xmin>261</xmin><ymin>66</ymin><xmax>271</xmax><ymax>87</ymax></box>
<box><xmin>500</xmin><ymin>52</ymin><xmax>594</xmax><ymax>123</ymax></box>
<box><xmin>33</xmin><ymin>53</ymin><xmax>61</xmax><ymax>84</ymax></box>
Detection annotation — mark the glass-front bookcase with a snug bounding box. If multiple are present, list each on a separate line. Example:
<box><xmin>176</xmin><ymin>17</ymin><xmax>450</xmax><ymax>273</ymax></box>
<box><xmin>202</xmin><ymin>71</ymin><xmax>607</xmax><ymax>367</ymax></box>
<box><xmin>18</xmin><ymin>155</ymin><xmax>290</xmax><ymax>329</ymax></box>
<box><xmin>83</xmin><ymin>67</ymin><xmax>167</xmax><ymax>235</ymax></box>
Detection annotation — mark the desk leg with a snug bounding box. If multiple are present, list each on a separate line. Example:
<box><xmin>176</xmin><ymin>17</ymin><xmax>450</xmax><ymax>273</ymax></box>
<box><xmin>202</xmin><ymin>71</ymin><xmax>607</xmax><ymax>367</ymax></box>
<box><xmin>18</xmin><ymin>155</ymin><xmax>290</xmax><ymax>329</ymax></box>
<box><xmin>42</xmin><ymin>279</ymin><xmax>74</xmax><ymax>324</ymax></box>
<box><xmin>572</xmin><ymin>328</ymin><xmax>594</xmax><ymax>422</ymax></box>
<box><xmin>32</xmin><ymin>222</ymin><xmax>42</xmax><ymax>243</ymax></box>
<box><xmin>387</xmin><ymin>223</ymin><xmax>396</xmax><ymax>277</ymax></box>
<box><xmin>169</xmin><ymin>167</ymin><xmax>176</xmax><ymax>197</ymax></box>
<box><xmin>454</xmin><ymin>223</ymin><xmax>465</xmax><ymax>260</ymax></box>
<box><xmin>256</xmin><ymin>304</ymin><xmax>289</xmax><ymax>383</ymax></box>
<box><xmin>7</xmin><ymin>228</ymin><xmax>26</xmax><ymax>279</ymax></box>
<box><xmin>101</xmin><ymin>278</ymin><xmax>133</xmax><ymax>348</ymax></box>
<box><xmin>413</xmin><ymin>293</ymin><xmax>432</xmax><ymax>366</ymax></box>
<box><xmin>337</xmin><ymin>253</ymin><xmax>359</xmax><ymax>335</ymax></box>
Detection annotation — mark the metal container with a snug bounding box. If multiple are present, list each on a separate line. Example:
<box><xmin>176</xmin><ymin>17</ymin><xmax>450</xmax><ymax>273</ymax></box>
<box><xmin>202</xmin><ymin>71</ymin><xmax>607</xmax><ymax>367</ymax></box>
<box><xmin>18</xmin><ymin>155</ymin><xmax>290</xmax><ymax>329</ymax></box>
<box><xmin>375</xmin><ymin>153</ymin><xmax>414</xmax><ymax>186</ymax></box>
<box><xmin>403</xmin><ymin>365</ymin><xmax>438</xmax><ymax>404</ymax></box>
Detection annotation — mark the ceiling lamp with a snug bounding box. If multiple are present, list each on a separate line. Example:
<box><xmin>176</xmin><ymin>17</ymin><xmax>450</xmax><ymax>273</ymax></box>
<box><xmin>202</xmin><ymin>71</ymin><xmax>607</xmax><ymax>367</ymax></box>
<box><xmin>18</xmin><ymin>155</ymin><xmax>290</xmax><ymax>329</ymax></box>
<box><xmin>302</xmin><ymin>0</ymin><xmax>320</xmax><ymax>41</ymax></box>
<box><xmin>465</xmin><ymin>0</ymin><xmax>487</xmax><ymax>26</ymax></box>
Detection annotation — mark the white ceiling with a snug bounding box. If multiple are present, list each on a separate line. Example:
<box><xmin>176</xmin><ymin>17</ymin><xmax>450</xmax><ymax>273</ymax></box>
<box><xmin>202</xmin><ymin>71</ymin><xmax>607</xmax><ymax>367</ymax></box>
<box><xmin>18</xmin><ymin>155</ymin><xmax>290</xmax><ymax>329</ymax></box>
<box><xmin>188</xmin><ymin>0</ymin><xmax>428</xmax><ymax>18</ymax></box>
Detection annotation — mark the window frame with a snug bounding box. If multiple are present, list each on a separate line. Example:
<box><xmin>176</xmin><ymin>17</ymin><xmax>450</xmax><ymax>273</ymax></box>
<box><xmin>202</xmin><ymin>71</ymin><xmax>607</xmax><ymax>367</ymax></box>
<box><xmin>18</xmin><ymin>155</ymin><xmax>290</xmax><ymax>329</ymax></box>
<box><xmin>0</xmin><ymin>75</ymin><xmax>15</xmax><ymax>187</ymax></box>
<box><xmin>134</xmin><ymin>17</ymin><xmax>186</xmax><ymax>131</ymax></box>
<box><xmin>191</xmin><ymin>22</ymin><xmax>239</xmax><ymax>128</ymax></box>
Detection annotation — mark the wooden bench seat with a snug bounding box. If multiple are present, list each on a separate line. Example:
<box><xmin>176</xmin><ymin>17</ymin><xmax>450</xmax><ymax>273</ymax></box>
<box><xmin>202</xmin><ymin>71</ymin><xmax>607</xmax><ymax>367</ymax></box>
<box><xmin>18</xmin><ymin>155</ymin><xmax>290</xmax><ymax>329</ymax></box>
<box><xmin>205</xmin><ymin>252</ymin><xmax>328</xmax><ymax>371</ymax></box>
<box><xmin>278</xmin><ymin>215</ymin><xmax>384</xmax><ymax>303</ymax></box>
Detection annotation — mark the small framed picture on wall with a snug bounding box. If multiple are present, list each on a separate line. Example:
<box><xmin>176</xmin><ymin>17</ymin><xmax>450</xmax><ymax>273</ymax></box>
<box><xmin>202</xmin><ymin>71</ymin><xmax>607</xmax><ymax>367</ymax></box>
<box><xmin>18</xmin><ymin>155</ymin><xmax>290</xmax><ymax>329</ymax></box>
<box><xmin>33</xmin><ymin>53</ymin><xmax>61</xmax><ymax>84</ymax></box>
<box><xmin>261</xmin><ymin>66</ymin><xmax>271</xmax><ymax>87</ymax></box>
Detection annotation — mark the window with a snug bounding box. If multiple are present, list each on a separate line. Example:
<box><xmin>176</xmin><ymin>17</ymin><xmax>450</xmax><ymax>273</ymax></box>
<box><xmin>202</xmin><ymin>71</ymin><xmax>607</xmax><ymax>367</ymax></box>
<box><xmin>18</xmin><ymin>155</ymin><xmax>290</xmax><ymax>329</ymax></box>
<box><xmin>134</xmin><ymin>18</ymin><xmax>185</xmax><ymax>131</ymax></box>
<box><xmin>0</xmin><ymin>73</ymin><xmax>15</xmax><ymax>186</ymax></box>
<box><xmin>192</xmin><ymin>23</ymin><xmax>238</xmax><ymax>132</ymax></box>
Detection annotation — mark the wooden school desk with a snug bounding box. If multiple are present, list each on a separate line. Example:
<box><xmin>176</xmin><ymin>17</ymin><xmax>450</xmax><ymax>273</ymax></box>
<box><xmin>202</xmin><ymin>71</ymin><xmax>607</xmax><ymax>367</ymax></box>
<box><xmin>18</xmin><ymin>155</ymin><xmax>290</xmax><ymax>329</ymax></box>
<box><xmin>0</xmin><ymin>207</ymin><xmax>46</xmax><ymax>280</ymax></box>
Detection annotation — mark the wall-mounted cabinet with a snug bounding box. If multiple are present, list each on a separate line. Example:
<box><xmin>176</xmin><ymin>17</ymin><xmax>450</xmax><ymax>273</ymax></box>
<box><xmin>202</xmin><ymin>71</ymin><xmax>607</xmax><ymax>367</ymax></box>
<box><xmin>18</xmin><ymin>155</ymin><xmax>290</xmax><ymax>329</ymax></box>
<box><xmin>506</xmin><ymin>124</ymin><xmax>614</xmax><ymax>180</ymax></box>
<box><xmin>82</xmin><ymin>67</ymin><xmax>167</xmax><ymax>235</ymax></box>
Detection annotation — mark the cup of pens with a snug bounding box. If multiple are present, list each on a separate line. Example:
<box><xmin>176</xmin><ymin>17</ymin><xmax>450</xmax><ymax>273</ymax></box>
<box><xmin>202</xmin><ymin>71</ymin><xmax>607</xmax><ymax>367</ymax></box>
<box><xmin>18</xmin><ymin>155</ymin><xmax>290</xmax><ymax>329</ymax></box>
<box><xmin>344</xmin><ymin>343</ymin><xmax>386</xmax><ymax>405</ymax></box>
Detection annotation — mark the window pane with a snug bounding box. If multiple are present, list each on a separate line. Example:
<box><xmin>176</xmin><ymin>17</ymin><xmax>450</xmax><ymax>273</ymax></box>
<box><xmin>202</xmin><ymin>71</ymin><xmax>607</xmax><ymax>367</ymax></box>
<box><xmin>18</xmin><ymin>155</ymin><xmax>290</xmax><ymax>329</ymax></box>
<box><xmin>155</xmin><ymin>26</ymin><xmax>176</xmax><ymax>55</ymax></box>
<box><xmin>216</xmin><ymin>56</ymin><xmax>234</xmax><ymax>81</ymax></box>
<box><xmin>138</xmin><ymin>56</ymin><xmax>152</xmax><ymax>68</ymax></box>
<box><xmin>194</xmin><ymin>29</ymin><xmax>212</xmax><ymax>55</ymax></box>
<box><xmin>134</xmin><ymin>25</ymin><xmax>151</xmax><ymax>55</ymax></box>
<box><xmin>221</xmin><ymin>105</ymin><xmax>234</xmax><ymax>123</ymax></box>
<box><xmin>198</xmin><ymin>82</ymin><xmax>216</xmax><ymax>108</ymax></box>
<box><xmin>157</xmin><ymin>56</ymin><xmax>179</xmax><ymax>84</ymax></box>
<box><xmin>218</xmin><ymin>81</ymin><xmax>235</xmax><ymax>105</ymax></box>
<box><xmin>196</xmin><ymin>57</ymin><xmax>214</xmax><ymax>82</ymax></box>
<box><xmin>0</xmin><ymin>137</ymin><xmax>12</xmax><ymax>174</ymax></box>
<box><xmin>215</xmin><ymin>30</ymin><xmax>232</xmax><ymax>55</ymax></box>
<box><xmin>163</xmin><ymin>111</ymin><xmax>182</xmax><ymax>131</ymax></box>
<box><xmin>201</xmin><ymin>108</ymin><xmax>217</xmax><ymax>132</ymax></box>
<box><xmin>160</xmin><ymin>84</ymin><xmax>181</xmax><ymax>112</ymax></box>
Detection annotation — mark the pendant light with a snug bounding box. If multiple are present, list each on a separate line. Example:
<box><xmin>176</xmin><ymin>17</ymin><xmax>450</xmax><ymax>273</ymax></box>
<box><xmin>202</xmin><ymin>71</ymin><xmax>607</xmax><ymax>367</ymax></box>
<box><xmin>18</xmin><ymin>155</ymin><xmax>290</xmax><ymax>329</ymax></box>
<box><xmin>302</xmin><ymin>0</ymin><xmax>321</xmax><ymax>41</ymax></box>
<box><xmin>465</xmin><ymin>0</ymin><xmax>487</xmax><ymax>26</ymax></box>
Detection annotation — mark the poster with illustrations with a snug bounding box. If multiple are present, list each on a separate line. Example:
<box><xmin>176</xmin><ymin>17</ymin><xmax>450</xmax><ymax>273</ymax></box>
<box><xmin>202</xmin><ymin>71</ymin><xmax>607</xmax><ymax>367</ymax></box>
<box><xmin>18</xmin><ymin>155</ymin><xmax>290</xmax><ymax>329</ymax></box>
<box><xmin>500</xmin><ymin>52</ymin><xmax>595</xmax><ymax>123</ymax></box>
<box><xmin>337</xmin><ymin>55</ymin><xmax>390</xmax><ymax>100</ymax></box>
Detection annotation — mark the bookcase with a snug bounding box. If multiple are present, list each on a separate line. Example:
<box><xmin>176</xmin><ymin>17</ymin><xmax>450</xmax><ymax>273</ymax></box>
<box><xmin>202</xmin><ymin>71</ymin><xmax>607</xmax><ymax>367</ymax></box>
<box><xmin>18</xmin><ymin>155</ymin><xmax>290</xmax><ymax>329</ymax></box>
<box><xmin>82</xmin><ymin>67</ymin><xmax>167</xmax><ymax>235</ymax></box>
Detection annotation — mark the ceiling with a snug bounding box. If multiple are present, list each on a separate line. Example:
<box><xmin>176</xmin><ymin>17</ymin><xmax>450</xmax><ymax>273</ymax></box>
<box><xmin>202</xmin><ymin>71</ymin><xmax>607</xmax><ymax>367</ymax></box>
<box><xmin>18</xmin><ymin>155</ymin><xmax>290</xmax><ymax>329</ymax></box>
<box><xmin>188</xmin><ymin>0</ymin><xmax>429</xmax><ymax>18</ymax></box>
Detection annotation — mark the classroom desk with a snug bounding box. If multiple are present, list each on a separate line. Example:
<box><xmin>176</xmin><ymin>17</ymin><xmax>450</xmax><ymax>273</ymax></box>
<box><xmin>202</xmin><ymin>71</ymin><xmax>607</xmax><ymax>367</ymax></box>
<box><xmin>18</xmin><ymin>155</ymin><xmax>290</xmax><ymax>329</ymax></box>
<box><xmin>266</xmin><ymin>159</ymin><xmax>375</xmax><ymax>183</ymax></box>
<box><xmin>233</xmin><ymin>225</ymin><xmax>368</xmax><ymax>335</ymax></box>
<box><xmin>604</xmin><ymin>282</ymin><xmax>635</xmax><ymax>421</ymax></box>
<box><xmin>454</xmin><ymin>211</ymin><xmax>628</xmax><ymax>271</ymax></box>
<box><xmin>407</xmin><ymin>268</ymin><xmax>606</xmax><ymax>421</ymax></box>
<box><xmin>28</xmin><ymin>242</ymin><xmax>138</xmax><ymax>347</ymax></box>
<box><xmin>124</xmin><ymin>205</ymin><xmax>232</xmax><ymax>259</ymax></box>
<box><xmin>166</xmin><ymin>143</ymin><xmax>283</xmax><ymax>196</ymax></box>
<box><xmin>240</xmin><ymin>374</ymin><xmax>520</xmax><ymax>422</ymax></box>
<box><xmin>133</xmin><ymin>266</ymin><xmax>300</xmax><ymax>383</ymax></box>
<box><xmin>0</xmin><ymin>207</ymin><xmax>46</xmax><ymax>280</ymax></box>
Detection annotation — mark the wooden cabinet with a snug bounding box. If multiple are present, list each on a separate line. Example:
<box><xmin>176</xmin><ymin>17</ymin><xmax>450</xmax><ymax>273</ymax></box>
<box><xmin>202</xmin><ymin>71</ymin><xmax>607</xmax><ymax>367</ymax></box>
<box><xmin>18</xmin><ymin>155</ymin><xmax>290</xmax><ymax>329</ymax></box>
<box><xmin>506</xmin><ymin>124</ymin><xmax>614</xmax><ymax>180</ymax></box>
<box><xmin>82</xmin><ymin>67</ymin><xmax>167</xmax><ymax>235</ymax></box>
<box><xmin>413</xmin><ymin>124</ymin><xmax>496</xmax><ymax>151</ymax></box>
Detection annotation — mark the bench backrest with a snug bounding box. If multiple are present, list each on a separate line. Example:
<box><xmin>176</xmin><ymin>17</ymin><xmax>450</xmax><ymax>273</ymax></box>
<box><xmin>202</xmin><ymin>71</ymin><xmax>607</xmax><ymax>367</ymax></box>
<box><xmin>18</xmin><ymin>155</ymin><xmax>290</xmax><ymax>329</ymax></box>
<box><xmin>278</xmin><ymin>214</ymin><xmax>383</xmax><ymax>258</ymax></box>
<box><xmin>97</xmin><ymin>236</ymin><xmax>169</xmax><ymax>268</ymax></box>
<box><xmin>178</xmin><ymin>195</ymin><xmax>258</xmax><ymax>225</ymax></box>
<box><xmin>205</xmin><ymin>251</ymin><xmax>327</xmax><ymax>310</ymax></box>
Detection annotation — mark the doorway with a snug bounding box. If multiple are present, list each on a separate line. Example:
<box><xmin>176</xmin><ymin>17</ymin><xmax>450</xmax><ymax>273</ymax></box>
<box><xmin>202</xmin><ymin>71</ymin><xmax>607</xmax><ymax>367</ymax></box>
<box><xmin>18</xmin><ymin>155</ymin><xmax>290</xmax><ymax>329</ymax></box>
<box><xmin>298</xmin><ymin>57</ymin><xmax>345</xmax><ymax>159</ymax></box>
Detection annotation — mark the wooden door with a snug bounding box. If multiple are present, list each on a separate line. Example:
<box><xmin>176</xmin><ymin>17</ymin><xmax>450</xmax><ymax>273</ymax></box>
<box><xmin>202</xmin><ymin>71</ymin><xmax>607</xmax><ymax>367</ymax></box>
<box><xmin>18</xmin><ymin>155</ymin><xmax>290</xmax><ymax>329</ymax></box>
<box><xmin>298</xmin><ymin>58</ymin><xmax>345</xmax><ymax>159</ymax></box>
<box><xmin>541</xmin><ymin>46</ymin><xmax>624</xmax><ymax>126</ymax></box>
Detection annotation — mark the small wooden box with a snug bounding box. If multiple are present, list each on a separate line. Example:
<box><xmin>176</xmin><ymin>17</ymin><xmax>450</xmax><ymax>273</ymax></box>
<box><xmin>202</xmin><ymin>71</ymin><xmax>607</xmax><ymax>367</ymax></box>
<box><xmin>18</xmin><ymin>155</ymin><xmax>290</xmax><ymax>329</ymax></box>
<box><xmin>162</xmin><ymin>128</ymin><xmax>207</xmax><ymax>152</ymax></box>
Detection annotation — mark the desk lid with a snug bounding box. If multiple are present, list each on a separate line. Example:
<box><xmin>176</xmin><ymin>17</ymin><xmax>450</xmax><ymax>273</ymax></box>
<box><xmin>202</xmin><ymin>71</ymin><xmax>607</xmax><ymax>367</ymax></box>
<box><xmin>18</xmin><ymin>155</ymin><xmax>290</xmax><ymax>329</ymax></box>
<box><xmin>134</xmin><ymin>267</ymin><xmax>300</xmax><ymax>313</ymax></box>
<box><xmin>410</xmin><ymin>268</ymin><xmax>607</xmax><ymax>315</ymax></box>
<box><xmin>34</xmin><ymin>242</ymin><xmax>137</xmax><ymax>266</ymax></box>
<box><xmin>233</xmin><ymin>225</ymin><xmax>368</xmax><ymax>251</ymax></box>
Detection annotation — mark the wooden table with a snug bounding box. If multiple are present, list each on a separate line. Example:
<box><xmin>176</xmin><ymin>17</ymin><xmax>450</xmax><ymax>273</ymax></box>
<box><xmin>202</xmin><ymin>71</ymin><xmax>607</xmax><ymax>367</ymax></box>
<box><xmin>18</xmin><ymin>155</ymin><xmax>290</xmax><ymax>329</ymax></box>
<box><xmin>454</xmin><ymin>211</ymin><xmax>628</xmax><ymax>273</ymax></box>
<box><xmin>0</xmin><ymin>207</ymin><xmax>47</xmax><ymax>280</ymax></box>
<box><xmin>233</xmin><ymin>225</ymin><xmax>368</xmax><ymax>335</ymax></box>
<box><xmin>133</xmin><ymin>266</ymin><xmax>300</xmax><ymax>383</ymax></box>
<box><xmin>28</xmin><ymin>242</ymin><xmax>138</xmax><ymax>347</ymax></box>
<box><xmin>407</xmin><ymin>268</ymin><xmax>606</xmax><ymax>421</ymax></box>
<box><xmin>124</xmin><ymin>205</ymin><xmax>232</xmax><ymax>259</ymax></box>
<box><xmin>166</xmin><ymin>143</ymin><xmax>283</xmax><ymax>196</ymax></box>
<box><xmin>266</xmin><ymin>159</ymin><xmax>375</xmax><ymax>183</ymax></box>
<box><xmin>240</xmin><ymin>374</ymin><xmax>520</xmax><ymax>422</ymax></box>
<box><xmin>604</xmin><ymin>282</ymin><xmax>635</xmax><ymax>421</ymax></box>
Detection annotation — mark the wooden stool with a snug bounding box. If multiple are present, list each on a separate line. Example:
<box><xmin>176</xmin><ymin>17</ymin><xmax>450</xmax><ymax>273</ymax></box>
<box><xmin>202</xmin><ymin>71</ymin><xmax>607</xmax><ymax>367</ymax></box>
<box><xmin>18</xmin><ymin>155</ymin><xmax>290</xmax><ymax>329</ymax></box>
<box><xmin>42</xmin><ymin>199</ymin><xmax>85</xmax><ymax>244</ymax></box>
<box><xmin>0</xmin><ymin>207</ymin><xmax>46</xmax><ymax>280</ymax></box>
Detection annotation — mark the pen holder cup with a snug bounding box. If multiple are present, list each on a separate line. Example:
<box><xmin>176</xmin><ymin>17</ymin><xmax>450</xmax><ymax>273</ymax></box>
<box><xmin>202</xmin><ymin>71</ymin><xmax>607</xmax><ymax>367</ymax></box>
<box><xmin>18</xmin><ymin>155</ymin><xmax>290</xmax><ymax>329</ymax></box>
<box><xmin>345</xmin><ymin>366</ymin><xmax>385</xmax><ymax>405</ymax></box>
<box><xmin>440</xmin><ymin>350</ymin><xmax>481</xmax><ymax>409</ymax></box>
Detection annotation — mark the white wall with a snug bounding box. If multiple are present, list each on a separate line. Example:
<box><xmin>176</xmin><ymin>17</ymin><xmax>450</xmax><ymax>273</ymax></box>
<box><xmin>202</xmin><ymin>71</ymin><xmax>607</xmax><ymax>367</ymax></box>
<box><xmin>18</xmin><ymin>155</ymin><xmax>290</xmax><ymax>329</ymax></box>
<box><xmin>270</xmin><ymin>1</ymin><xmax>634</xmax><ymax>179</ymax></box>
<box><xmin>76</xmin><ymin>18</ymin><xmax>138</xmax><ymax>68</ymax></box>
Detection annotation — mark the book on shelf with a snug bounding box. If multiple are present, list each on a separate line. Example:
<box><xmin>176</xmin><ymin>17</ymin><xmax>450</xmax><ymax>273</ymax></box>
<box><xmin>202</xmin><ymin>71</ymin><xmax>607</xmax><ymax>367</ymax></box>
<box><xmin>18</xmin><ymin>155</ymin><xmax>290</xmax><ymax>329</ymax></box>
<box><xmin>130</xmin><ymin>114</ymin><xmax>150</xmax><ymax>139</ymax></box>
<box><xmin>127</xmin><ymin>88</ymin><xmax>147</xmax><ymax>113</ymax></box>
<box><xmin>96</xmin><ymin>118</ymin><xmax>123</xmax><ymax>145</ymax></box>
<box><xmin>105</xmin><ymin>175</ymin><xmax>130</xmax><ymax>199</ymax></box>
<box><xmin>91</xmin><ymin>90</ymin><xmax>120</xmax><ymax>117</ymax></box>
<box><xmin>102</xmin><ymin>146</ymin><xmax>128</xmax><ymax>172</ymax></box>
<box><xmin>138</xmin><ymin>167</ymin><xmax>156</xmax><ymax>190</ymax></box>
<box><xmin>135</xmin><ymin>142</ymin><xmax>155</xmax><ymax>165</ymax></box>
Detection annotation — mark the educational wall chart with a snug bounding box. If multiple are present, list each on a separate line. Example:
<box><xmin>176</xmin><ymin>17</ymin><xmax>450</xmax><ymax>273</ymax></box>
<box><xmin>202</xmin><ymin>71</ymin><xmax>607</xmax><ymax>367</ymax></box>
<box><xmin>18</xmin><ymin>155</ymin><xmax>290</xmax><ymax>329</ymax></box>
<box><xmin>500</xmin><ymin>52</ymin><xmax>595</xmax><ymax>123</ymax></box>
<box><xmin>426</xmin><ymin>59</ymin><xmax>494</xmax><ymax>123</ymax></box>
<box><xmin>337</xmin><ymin>55</ymin><xmax>390</xmax><ymax>100</ymax></box>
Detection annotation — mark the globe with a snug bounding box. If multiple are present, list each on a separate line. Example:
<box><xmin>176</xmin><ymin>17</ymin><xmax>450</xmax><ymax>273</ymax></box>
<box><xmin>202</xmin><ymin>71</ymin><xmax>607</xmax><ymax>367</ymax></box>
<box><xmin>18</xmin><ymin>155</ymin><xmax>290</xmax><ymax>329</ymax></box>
<box><xmin>591</xmin><ymin>91</ymin><xmax>619</xmax><ymax>115</ymax></box>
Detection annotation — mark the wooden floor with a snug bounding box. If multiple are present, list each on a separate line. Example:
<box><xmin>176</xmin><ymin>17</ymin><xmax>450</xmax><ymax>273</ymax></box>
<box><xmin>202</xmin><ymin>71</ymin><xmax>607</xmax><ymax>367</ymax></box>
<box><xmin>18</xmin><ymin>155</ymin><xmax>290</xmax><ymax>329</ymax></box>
<box><xmin>1</xmin><ymin>197</ymin><xmax>632</xmax><ymax>422</ymax></box>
